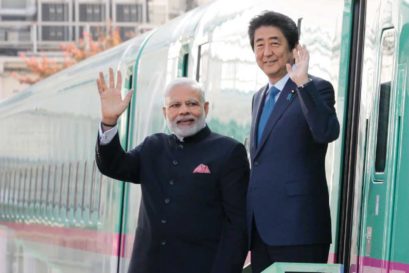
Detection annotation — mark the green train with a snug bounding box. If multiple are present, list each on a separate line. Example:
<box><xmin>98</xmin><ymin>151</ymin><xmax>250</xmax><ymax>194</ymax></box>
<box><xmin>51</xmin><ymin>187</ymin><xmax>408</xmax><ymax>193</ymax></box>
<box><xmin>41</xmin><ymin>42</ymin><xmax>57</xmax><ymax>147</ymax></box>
<box><xmin>0</xmin><ymin>0</ymin><xmax>408</xmax><ymax>272</ymax></box>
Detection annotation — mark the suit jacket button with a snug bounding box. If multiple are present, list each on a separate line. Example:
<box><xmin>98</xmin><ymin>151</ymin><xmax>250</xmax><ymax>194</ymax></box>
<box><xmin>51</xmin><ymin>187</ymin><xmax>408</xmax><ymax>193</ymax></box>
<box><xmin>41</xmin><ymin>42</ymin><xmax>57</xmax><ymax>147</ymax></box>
<box><xmin>161</xmin><ymin>219</ymin><xmax>167</xmax><ymax>224</ymax></box>
<box><xmin>169</xmin><ymin>179</ymin><xmax>175</xmax><ymax>185</ymax></box>
<box><xmin>172</xmin><ymin>160</ymin><xmax>178</xmax><ymax>166</ymax></box>
<box><xmin>161</xmin><ymin>241</ymin><xmax>166</xmax><ymax>246</ymax></box>
<box><xmin>164</xmin><ymin>198</ymin><xmax>170</xmax><ymax>204</ymax></box>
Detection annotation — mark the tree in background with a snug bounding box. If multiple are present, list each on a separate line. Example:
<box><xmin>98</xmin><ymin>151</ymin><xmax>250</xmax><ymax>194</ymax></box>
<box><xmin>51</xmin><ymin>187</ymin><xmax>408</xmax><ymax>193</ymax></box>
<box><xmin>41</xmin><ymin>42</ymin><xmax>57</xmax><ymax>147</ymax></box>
<box><xmin>12</xmin><ymin>26</ymin><xmax>123</xmax><ymax>84</ymax></box>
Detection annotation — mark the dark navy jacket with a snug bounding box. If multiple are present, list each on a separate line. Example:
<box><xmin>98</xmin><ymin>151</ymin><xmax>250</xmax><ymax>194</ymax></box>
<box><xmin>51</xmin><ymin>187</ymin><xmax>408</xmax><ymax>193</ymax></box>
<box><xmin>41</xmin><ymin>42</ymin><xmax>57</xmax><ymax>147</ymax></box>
<box><xmin>248</xmin><ymin>76</ymin><xmax>340</xmax><ymax>246</ymax></box>
<box><xmin>96</xmin><ymin>126</ymin><xmax>249</xmax><ymax>273</ymax></box>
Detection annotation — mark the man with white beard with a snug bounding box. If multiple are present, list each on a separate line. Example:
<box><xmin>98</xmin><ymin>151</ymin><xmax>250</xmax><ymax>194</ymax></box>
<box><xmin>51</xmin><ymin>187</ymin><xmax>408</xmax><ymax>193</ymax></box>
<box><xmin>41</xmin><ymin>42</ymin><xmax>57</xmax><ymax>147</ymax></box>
<box><xmin>95</xmin><ymin>69</ymin><xmax>249</xmax><ymax>273</ymax></box>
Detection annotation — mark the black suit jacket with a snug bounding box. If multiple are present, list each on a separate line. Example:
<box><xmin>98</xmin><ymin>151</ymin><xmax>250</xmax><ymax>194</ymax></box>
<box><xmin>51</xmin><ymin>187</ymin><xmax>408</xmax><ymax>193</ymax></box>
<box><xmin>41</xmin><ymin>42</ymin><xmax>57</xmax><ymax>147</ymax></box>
<box><xmin>96</xmin><ymin>126</ymin><xmax>249</xmax><ymax>273</ymax></box>
<box><xmin>247</xmin><ymin>76</ymin><xmax>339</xmax><ymax>246</ymax></box>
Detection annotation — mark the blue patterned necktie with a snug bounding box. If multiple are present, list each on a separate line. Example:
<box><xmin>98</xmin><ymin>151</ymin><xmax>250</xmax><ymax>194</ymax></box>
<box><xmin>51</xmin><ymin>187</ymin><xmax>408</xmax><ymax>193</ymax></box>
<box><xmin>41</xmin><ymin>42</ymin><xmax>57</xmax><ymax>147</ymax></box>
<box><xmin>257</xmin><ymin>86</ymin><xmax>280</xmax><ymax>145</ymax></box>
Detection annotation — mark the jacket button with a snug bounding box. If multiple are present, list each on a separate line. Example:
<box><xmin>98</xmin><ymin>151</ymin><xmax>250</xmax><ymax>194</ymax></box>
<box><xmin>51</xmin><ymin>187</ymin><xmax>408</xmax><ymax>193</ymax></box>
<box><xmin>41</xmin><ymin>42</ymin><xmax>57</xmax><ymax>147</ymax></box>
<box><xmin>172</xmin><ymin>160</ymin><xmax>178</xmax><ymax>166</ymax></box>
<box><xmin>177</xmin><ymin>144</ymin><xmax>183</xmax><ymax>150</ymax></box>
<box><xmin>169</xmin><ymin>179</ymin><xmax>174</xmax><ymax>185</ymax></box>
<box><xmin>164</xmin><ymin>198</ymin><xmax>170</xmax><ymax>204</ymax></box>
<box><xmin>161</xmin><ymin>241</ymin><xmax>166</xmax><ymax>246</ymax></box>
<box><xmin>161</xmin><ymin>219</ymin><xmax>167</xmax><ymax>224</ymax></box>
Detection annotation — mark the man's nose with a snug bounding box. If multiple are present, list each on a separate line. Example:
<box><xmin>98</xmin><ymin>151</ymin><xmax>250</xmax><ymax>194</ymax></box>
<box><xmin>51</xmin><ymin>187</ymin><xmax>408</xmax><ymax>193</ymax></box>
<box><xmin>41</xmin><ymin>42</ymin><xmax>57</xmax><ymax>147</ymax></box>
<box><xmin>263</xmin><ymin>44</ymin><xmax>272</xmax><ymax>56</ymax></box>
<box><xmin>178</xmin><ymin>103</ymin><xmax>190</xmax><ymax>114</ymax></box>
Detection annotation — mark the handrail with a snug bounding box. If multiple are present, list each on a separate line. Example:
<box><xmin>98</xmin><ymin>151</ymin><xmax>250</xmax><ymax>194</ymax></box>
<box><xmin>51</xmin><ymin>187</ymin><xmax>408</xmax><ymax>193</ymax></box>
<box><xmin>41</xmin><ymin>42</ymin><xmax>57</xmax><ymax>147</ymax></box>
<box><xmin>262</xmin><ymin>262</ymin><xmax>344</xmax><ymax>273</ymax></box>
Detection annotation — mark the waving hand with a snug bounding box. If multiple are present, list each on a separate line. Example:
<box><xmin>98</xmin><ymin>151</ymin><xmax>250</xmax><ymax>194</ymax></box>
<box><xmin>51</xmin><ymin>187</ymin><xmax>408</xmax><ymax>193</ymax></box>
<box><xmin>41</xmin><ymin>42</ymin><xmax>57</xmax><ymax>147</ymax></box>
<box><xmin>96</xmin><ymin>68</ymin><xmax>133</xmax><ymax>126</ymax></box>
<box><xmin>286</xmin><ymin>44</ymin><xmax>310</xmax><ymax>87</ymax></box>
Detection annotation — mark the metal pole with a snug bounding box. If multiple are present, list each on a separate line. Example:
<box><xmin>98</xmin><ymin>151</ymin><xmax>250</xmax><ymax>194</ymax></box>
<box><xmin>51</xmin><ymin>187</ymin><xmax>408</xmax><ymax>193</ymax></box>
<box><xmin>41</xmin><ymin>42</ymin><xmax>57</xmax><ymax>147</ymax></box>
<box><xmin>31</xmin><ymin>24</ymin><xmax>38</xmax><ymax>53</ymax></box>
<box><xmin>145</xmin><ymin>0</ymin><xmax>149</xmax><ymax>23</ymax></box>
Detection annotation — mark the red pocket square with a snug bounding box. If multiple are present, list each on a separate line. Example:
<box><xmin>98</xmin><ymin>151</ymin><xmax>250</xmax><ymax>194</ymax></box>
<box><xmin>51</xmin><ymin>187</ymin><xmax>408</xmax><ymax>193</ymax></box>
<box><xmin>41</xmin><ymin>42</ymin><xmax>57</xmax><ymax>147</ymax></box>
<box><xmin>193</xmin><ymin>164</ymin><xmax>211</xmax><ymax>174</ymax></box>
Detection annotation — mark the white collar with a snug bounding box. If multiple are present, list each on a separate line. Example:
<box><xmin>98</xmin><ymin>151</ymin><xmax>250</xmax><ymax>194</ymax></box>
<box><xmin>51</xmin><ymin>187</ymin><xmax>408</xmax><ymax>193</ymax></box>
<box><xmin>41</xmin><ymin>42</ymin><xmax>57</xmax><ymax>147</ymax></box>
<box><xmin>268</xmin><ymin>74</ymin><xmax>290</xmax><ymax>92</ymax></box>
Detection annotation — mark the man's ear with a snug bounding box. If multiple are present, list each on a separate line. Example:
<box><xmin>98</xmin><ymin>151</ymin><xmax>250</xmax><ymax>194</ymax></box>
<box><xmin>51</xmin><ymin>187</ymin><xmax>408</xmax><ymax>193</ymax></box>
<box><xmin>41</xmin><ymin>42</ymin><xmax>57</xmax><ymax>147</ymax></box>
<box><xmin>204</xmin><ymin>101</ymin><xmax>209</xmax><ymax>117</ymax></box>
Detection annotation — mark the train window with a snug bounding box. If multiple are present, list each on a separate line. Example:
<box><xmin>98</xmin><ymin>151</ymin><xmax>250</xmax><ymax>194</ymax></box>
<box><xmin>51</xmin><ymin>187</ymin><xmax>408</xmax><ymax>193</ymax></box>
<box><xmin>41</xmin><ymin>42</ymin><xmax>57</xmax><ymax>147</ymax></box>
<box><xmin>51</xmin><ymin>164</ymin><xmax>59</xmax><ymax>208</ymax></box>
<box><xmin>17</xmin><ymin>168</ymin><xmax>22</xmax><ymax>206</ymax></box>
<box><xmin>39</xmin><ymin>165</ymin><xmax>46</xmax><ymax>217</ymax></box>
<box><xmin>96</xmin><ymin>173</ymin><xmax>104</xmax><ymax>217</ymax></box>
<box><xmin>5</xmin><ymin>170</ymin><xmax>11</xmax><ymax>206</ymax></box>
<box><xmin>0</xmin><ymin>173</ymin><xmax>5</xmax><ymax>218</ymax></box>
<box><xmin>83</xmin><ymin>161</ymin><xmax>92</xmax><ymax>212</ymax></box>
<box><xmin>59</xmin><ymin>163</ymin><xmax>66</xmax><ymax>209</ymax></box>
<box><xmin>3</xmin><ymin>172</ymin><xmax>9</xmax><ymax>208</ymax></box>
<box><xmin>0</xmin><ymin>169</ymin><xmax>5</xmax><ymax>204</ymax></box>
<box><xmin>11</xmin><ymin>168</ymin><xmax>17</xmax><ymax>208</ymax></box>
<box><xmin>23</xmin><ymin>168</ymin><xmax>30</xmax><ymax>212</ymax></box>
<box><xmin>9</xmin><ymin>169</ymin><xmax>15</xmax><ymax>207</ymax></box>
<box><xmin>16</xmin><ymin>168</ymin><xmax>25</xmax><ymax>219</ymax></box>
<box><xmin>66</xmin><ymin>162</ymin><xmax>75</xmax><ymax>212</ymax></box>
<box><xmin>126</xmin><ymin>65</ymin><xmax>133</xmax><ymax>90</ymax></box>
<box><xmin>128</xmin><ymin>74</ymin><xmax>133</xmax><ymax>90</ymax></box>
<box><xmin>67</xmin><ymin>163</ymin><xmax>73</xmax><ymax>211</ymax></box>
<box><xmin>26</xmin><ymin>167</ymin><xmax>34</xmax><ymax>219</ymax></box>
<box><xmin>374</xmin><ymin>29</ymin><xmax>395</xmax><ymax>173</ymax></box>
<box><xmin>177</xmin><ymin>44</ymin><xmax>190</xmax><ymax>77</ymax></box>
<box><xmin>182</xmin><ymin>53</ymin><xmax>189</xmax><ymax>77</ymax></box>
<box><xmin>196</xmin><ymin>43</ymin><xmax>209</xmax><ymax>82</ymax></box>
<box><xmin>90</xmin><ymin>161</ymin><xmax>96</xmax><ymax>213</ymax></box>
<box><xmin>36</xmin><ymin>166</ymin><xmax>42</xmax><ymax>212</ymax></box>
<box><xmin>80</xmin><ymin>161</ymin><xmax>89</xmax><ymax>213</ymax></box>
<box><xmin>17</xmin><ymin>168</ymin><xmax>24</xmax><ymax>207</ymax></box>
<box><xmin>33</xmin><ymin>166</ymin><xmax>40</xmax><ymax>210</ymax></box>
<box><xmin>90</xmin><ymin>165</ymin><xmax>103</xmax><ymax>222</ymax></box>
<box><xmin>5</xmin><ymin>169</ymin><xmax>11</xmax><ymax>208</ymax></box>
<box><xmin>45</xmin><ymin>165</ymin><xmax>52</xmax><ymax>209</ymax></box>
<box><xmin>73</xmin><ymin>161</ymin><xmax>81</xmax><ymax>212</ymax></box>
<box><xmin>9</xmin><ymin>168</ymin><xmax>15</xmax><ymax>216</ymax></box>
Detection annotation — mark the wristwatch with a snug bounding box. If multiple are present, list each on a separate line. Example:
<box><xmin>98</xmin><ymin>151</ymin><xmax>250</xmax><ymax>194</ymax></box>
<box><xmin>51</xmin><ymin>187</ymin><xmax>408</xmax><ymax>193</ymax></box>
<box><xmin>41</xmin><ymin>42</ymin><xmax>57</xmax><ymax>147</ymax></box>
<box><xmin>297</xmin><ymin>78</ymin><xmax>312</xmax><ymax>89</ymax></box>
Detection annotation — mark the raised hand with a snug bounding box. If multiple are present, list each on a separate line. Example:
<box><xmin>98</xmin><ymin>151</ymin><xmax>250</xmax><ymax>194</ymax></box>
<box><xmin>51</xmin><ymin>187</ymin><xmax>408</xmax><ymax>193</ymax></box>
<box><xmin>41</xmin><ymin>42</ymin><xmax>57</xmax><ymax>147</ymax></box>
<box><xmin>96</xmin><ymin>68</ymin><xmax>133</xmax><ymax>126</ymax></box>
<box><xmin>286</xmin><ymin>44</ymin><xmax>310</xmax><ymax>87</ymax></box>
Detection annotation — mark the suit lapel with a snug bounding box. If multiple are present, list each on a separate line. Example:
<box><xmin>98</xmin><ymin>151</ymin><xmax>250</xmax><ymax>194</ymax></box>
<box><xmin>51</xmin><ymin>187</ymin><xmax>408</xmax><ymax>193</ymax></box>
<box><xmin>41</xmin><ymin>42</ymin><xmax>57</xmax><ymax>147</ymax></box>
<box><xmin>250</xmin><ymin>85</ymin><xmax>269</xmax><ymax>156</ymax></box>
<box><xmin>254</xmin><ymin>80</ymin><xmax>297</xmax><ymax>158</ymax></box>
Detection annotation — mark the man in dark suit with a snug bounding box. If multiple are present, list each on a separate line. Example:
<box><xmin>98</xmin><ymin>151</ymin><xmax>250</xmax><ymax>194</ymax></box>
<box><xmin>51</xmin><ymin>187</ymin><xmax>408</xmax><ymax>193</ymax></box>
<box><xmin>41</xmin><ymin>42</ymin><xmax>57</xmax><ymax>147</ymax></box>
<box><xmin>95</xmin><ymin>70</ymin><xmax>249</xmax><ymax>273</ymax></box>
<box><xmin>246</xmin><ymin>11</ymin><xmax>340</xmax><ymax>273</ymax></box>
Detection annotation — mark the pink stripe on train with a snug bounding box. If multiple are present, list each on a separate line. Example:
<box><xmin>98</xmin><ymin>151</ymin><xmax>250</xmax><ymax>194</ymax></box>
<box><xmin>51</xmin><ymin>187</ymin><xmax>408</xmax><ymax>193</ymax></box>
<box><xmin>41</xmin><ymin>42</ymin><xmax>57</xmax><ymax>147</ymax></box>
<box><xmin>2</xmin><ymin>222</ymin><xmax>409</xmax><ymax>272</ymax></box>
<box><xmin>0</xmin><ymin>222</ymin><xmax>134</xmax><ymax>257</ymax></box>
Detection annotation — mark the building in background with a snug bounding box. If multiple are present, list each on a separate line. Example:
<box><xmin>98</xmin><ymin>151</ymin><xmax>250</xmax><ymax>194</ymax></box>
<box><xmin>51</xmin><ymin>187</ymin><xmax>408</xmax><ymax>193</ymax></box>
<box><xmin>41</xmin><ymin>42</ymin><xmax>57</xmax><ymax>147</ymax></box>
<box><xmin>0</xmin><ymin>0</ymin><xmax>212</xmax><ymax>100</ymax></box>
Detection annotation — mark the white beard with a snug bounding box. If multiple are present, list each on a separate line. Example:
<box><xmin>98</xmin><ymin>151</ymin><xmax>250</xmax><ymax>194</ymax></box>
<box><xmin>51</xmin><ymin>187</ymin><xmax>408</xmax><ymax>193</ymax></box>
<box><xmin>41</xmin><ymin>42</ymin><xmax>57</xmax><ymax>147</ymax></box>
<box><xmin>166</xmin><ymin>113</ymin><xmax>206</xmax><ymax>139</ymax></box>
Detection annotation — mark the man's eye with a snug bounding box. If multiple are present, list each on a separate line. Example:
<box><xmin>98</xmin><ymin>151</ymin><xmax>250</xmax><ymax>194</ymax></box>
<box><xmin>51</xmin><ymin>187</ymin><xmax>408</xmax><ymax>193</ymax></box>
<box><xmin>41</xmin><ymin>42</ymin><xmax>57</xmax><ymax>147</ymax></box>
<box><xmin>169</xmin><ymin>103</ymin><xmax>180</xmax><ymax>108</ymax></box>
<box><xmin>187</xmin><ymin>102</ymin><xmax>199</xmax><ymax>107</ymax></box>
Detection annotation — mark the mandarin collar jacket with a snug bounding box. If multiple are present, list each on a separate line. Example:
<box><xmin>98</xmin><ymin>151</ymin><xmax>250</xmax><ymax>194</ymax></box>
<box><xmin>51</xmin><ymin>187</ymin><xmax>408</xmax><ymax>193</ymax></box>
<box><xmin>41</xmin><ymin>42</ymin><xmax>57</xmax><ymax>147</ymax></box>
<box><xmin>96</xmin><ymin>126</ymin><xmax>249</xmax><ymax>273</ymax></box>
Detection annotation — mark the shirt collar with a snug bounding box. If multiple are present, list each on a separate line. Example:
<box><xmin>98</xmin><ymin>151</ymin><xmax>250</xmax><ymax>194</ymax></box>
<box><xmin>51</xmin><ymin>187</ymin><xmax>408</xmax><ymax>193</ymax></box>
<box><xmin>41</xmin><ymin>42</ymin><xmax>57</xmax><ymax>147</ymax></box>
<box><xmin>268</xmin><ymin>74</ymin><xmax>290</xmax><ymax>92</ymax></box>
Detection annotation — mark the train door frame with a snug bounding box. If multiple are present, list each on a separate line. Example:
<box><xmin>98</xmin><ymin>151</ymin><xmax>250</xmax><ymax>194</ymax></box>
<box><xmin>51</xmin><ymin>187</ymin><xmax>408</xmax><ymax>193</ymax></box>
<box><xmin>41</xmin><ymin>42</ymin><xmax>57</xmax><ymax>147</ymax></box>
<box><xmin>117</xmin><ymin>31</ymin><xmax>155</xmax><ymax>273</ymax></box>
<box><xmin>114</xmin><ymin>62</ymin><xmax>134</xmax><ymax>271</ymax></box>
<box><xmin>358</xmin><ymin>26</ymin><xmax>398</xmax><ymax>272</ymax></box>
<box><xmin>337</xmin><ymin>0</ymin><xmax>366</xmax><ymax>269</ymax></box>
<box><xmin>388</xmin><ymin>18</ymin><xmax>409</xmax><ymax>266</ymax></box>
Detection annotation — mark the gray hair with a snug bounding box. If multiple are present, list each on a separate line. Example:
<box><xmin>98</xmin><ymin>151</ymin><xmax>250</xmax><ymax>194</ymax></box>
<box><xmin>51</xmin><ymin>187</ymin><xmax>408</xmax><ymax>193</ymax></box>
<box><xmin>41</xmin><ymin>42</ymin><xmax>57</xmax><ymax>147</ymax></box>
<box><xmin>163</xmin><ymin>78</ymin><xmax>205</xmax><ymax>104</ymax></box>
